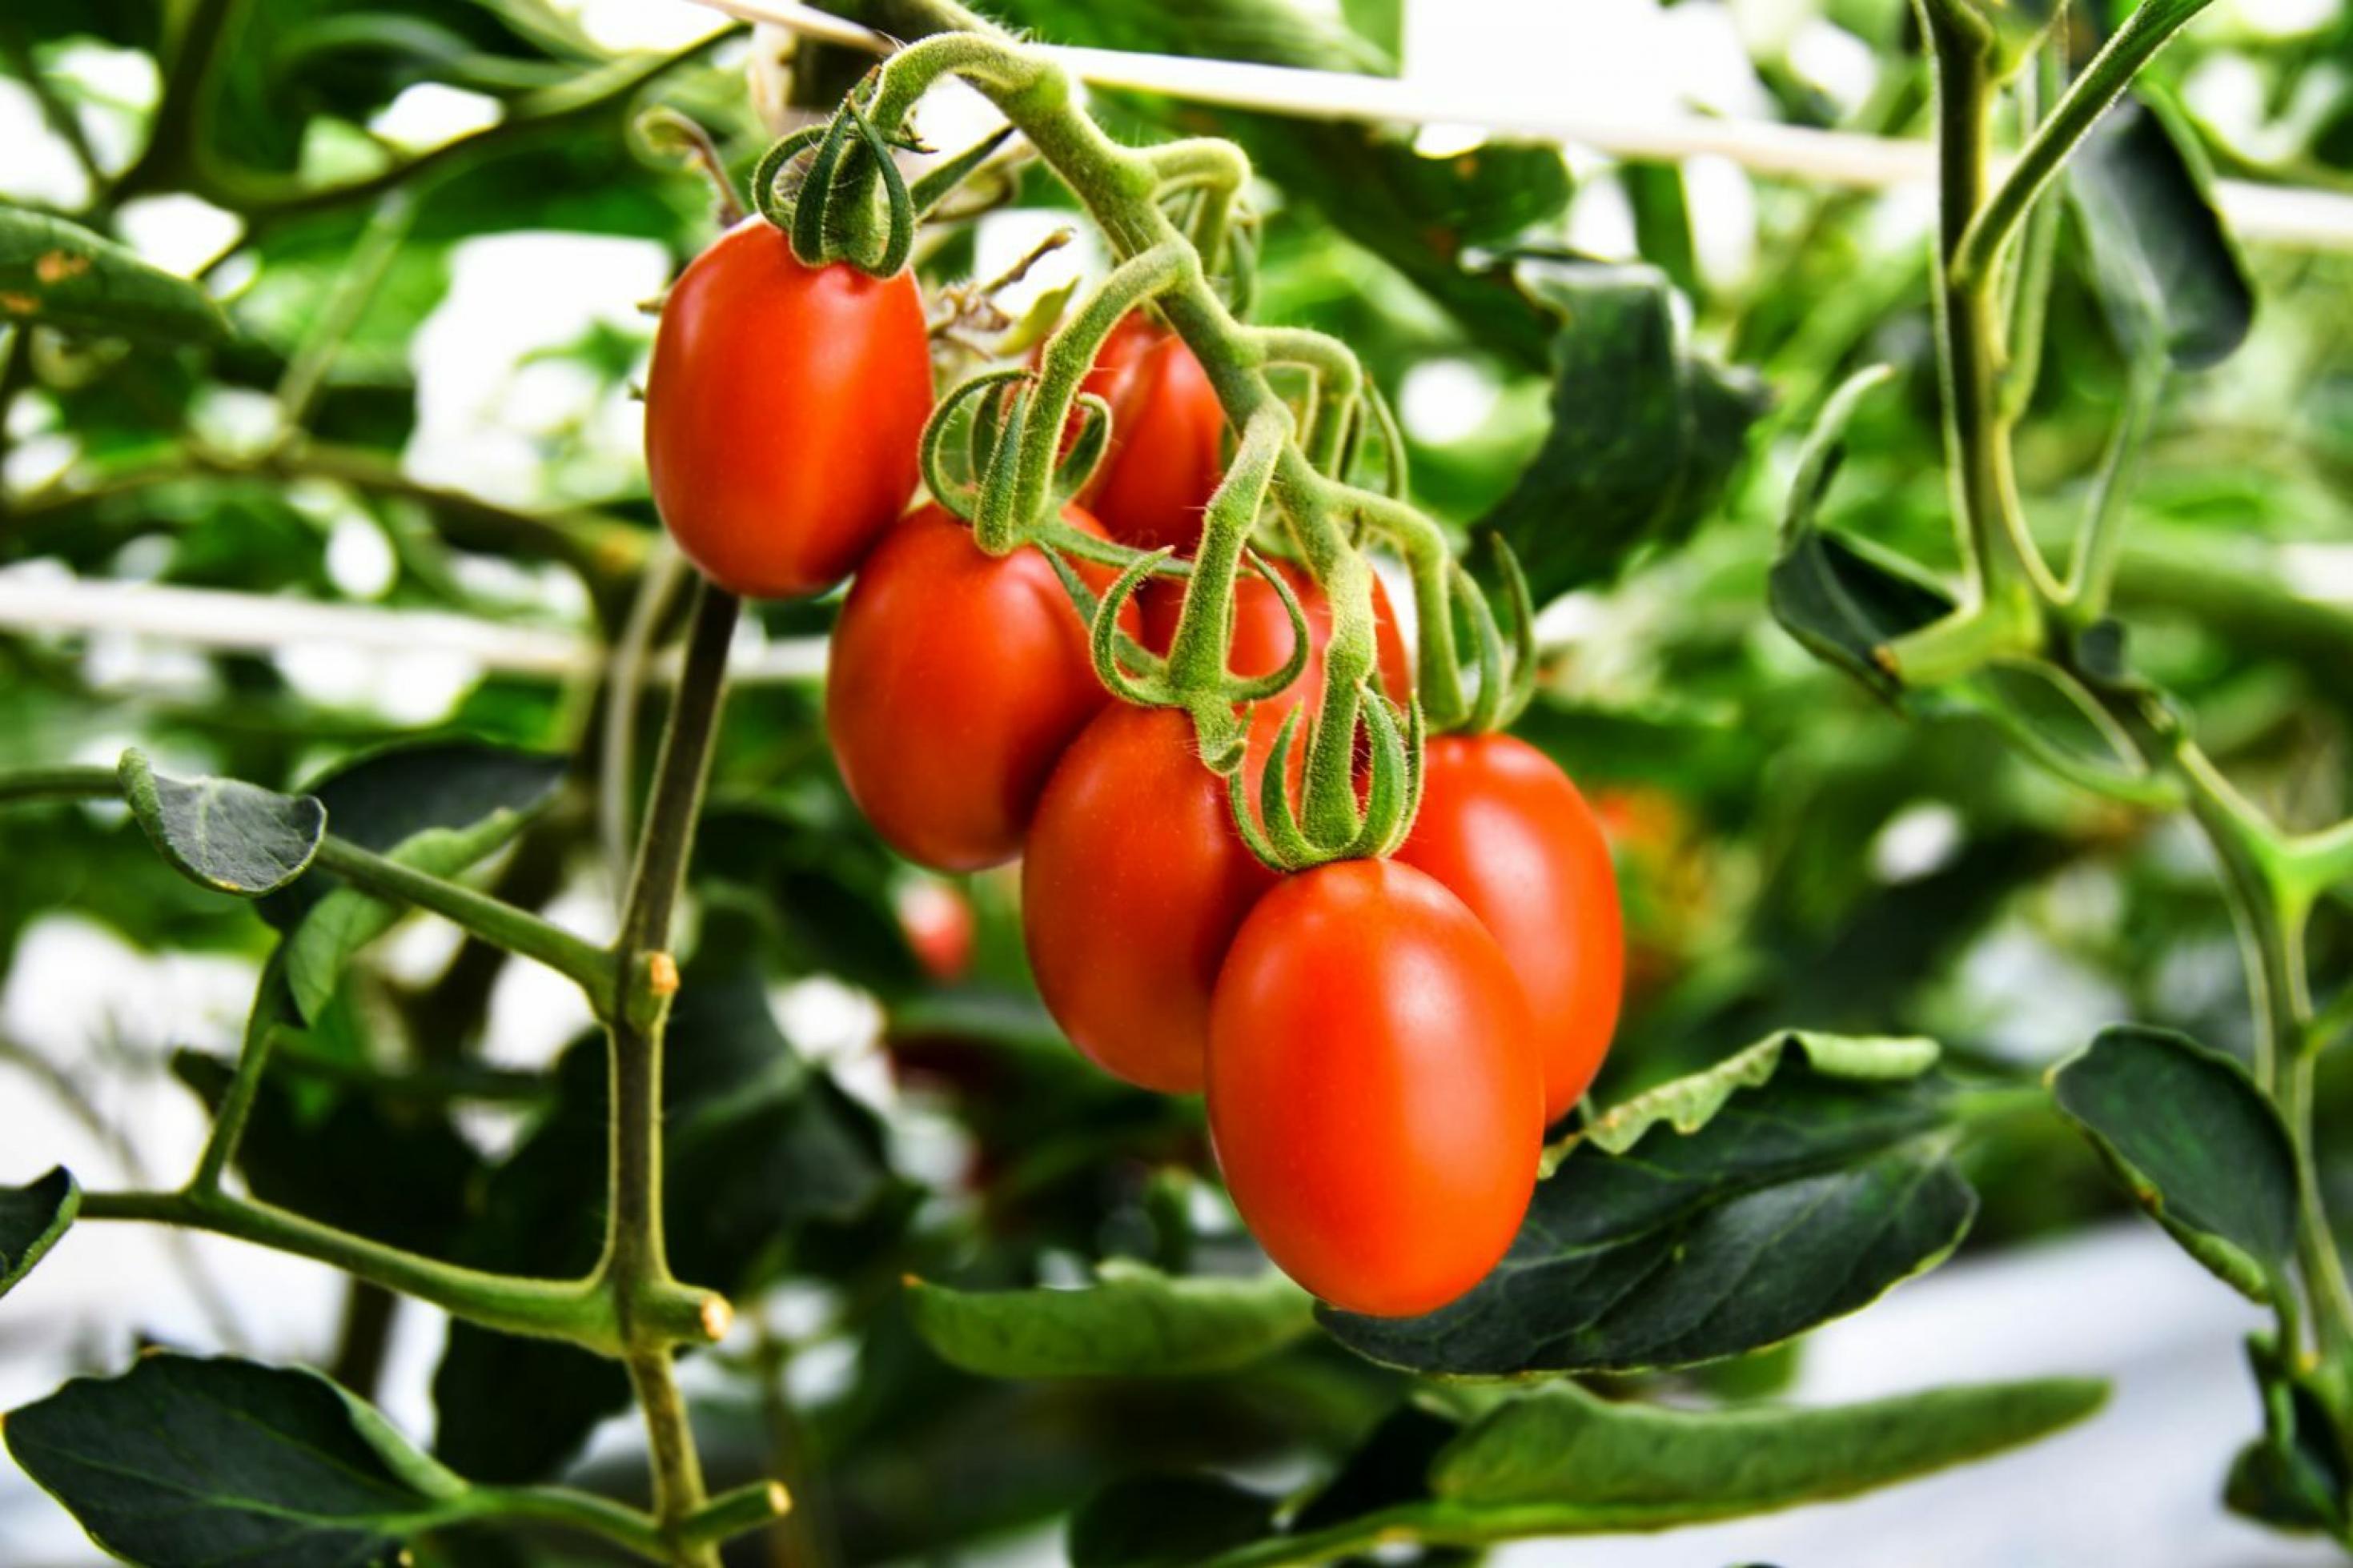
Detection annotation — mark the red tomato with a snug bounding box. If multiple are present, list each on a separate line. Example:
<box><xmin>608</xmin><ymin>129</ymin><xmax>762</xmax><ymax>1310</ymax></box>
<box><xmin>826</xmin><ymin>504</ymin><xmax>1135</xmax><ymax>872</ymax></box>
<box><xmin>1208</xmin><ymin>859</ymin><xmax>1540</xmax><ymax>1317</ymax></box>
<box><xmin>1394</xmin><ymin>734</ymin><xmax>1624</xmax><ymax>1125</ymax></box>
<box><xmin>1022</xmin><ymin>704</ymin><xmax>1278</xmax><ymax>1093</ymax></box>
<box><xmin>1138</xmin><ymin>559</ymin><xmax>1412</xmax><ymax>797</ymax></box>
<box><xmin>1075</xmin><ymin>314</ymin><xmax>1227</xmax><ymax>552</ymax></box>
<box><xmin>895</xmin><ymin>880</ymin><xmax>975</xmax><ymax>982</ymax></box>
<box><xmin>645</xmin><ymin>219</ymin><xmax>931</xmax><ymax>599</ymax></box>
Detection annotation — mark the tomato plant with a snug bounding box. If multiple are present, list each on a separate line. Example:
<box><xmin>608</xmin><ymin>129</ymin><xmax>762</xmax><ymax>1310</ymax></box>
<box><xmin>4</xmin><ymin>0</ymin><xmax>2349</xmax><ymax>1562</ymax></box>
<box><xmin>644</xmin><ymin>219</ymin><xmax>931</xmax><ymax>599</ymax></box>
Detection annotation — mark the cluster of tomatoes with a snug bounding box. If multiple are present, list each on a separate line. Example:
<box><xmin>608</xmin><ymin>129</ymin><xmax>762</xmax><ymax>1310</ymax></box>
<box><xmin>644</xmin><ymin>219</ymin><xmax>1624</xmax><ymax>1317</ymax></box>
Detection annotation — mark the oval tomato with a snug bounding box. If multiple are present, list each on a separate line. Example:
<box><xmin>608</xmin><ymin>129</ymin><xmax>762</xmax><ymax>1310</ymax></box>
<box><xmin>1022</xmin><ymin>704</ymin><xmax>1277</xmax><ymax>1093</ymax></box>
<box><xmin>1208</xmin><ymin>858</ymin><xmax>1540</xmax><ymax>1317</ymax></box>
<box><xmin>1139</xmin><ymin>559</ymin><xmax>1411</xmax><ymax>796</ymax></box>
<box><xmin>645</xmin><ymin>219</ymin><xmax>932</xmax><ymax>599</ymax></box>
<box><xmin>1394</xmin><ymin>734</ymin><xmax>1624</xmax><ymax>1125</ymax></box>
<box><xmin>826</xmin><ymin>504</ymin><xmax>1134</xmax><ymax>872</ymax></box>
<box><xmin>1076</xmin><ymin>314</ymin><xmax>1226</xmax><ymax>552</ymax></box>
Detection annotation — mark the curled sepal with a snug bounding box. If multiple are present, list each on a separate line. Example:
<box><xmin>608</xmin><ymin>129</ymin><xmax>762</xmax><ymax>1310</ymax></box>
<box><xmin>1221</xmin><ymin>550</ymin><xmax>1312</xmax><ymax>705</ymax></box>
<box><xmin>789</xmin><ymin>110</ymin><xmax>857</xmax><ymax>265</ymax></box>
<box><xmin>1051</xmin><ymin>392</ymin><xmax>1115</xmax><ymax>506</ymax></box>
<box><xmin>636</xmin><ymin>108</ymin><xmax>744</xmax><ymax>227</ymax></box>
<box><xmin>909</xmin><ymin>125</ymin><xmax>1018</xmax><ymax>219</ymax></box>
<box><xmin>920</xmin><ymin>368</ymin><xmax>1030</xmax><ymax>522</ymax></box>
<box><xmin>1454</xmin><ymin>531</ymin><xmax>1540</xmax><ymax>733</ymax></box>
<box><xmin>1343</xmin><ymin>685</ymin><xmax>1421</xmax><ymax>859</ymax></box>
<box><xmin>1226</xmin><ymin>684</ymin><xmax>1423</xmax><ymax>872</ymax></box>
<box><xmin>749</xmin><ymin>126</ymin><xmax>829</xmax><ymax>235</ymax></box>
<box><xmin>1356</xmin><ymin>379</ymin><xmax>1410</xmax><ymax>501</ymax></box>
<box><xmin>1084</xmin><ymin>547</ymin><xmax>1176</xmax><ymax>706</ymax></box>
<box><xmin>1244</xmin><ymin>706</ymin><xmax>1325</xmax><ymax>870</ymax></box>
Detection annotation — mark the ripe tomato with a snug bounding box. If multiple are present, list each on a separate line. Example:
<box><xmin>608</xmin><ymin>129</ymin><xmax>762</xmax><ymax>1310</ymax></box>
<box><xmin>1075</xmin><ymin>314</ymin><xmax>1227</xmax><ymax>552</ymax></box>
<box><xmin>826</xmin><ymin>504</ymin><xmax>1135</xmax><ymax>872</ymax></box>
<box><xmin>645</xmin><ymin>219</ymin><xmax>931</xmax><ymax>599</ymax></box>
<box><xmin>1394</xmin><ymin>734</ymin><xmax>1624</xmax><ymax>1125</ymax></box>
<box><xmin>1138</xmin><ymin>558</ymin><xmax>1411</xmax><ymax>796</ymax></box>
<box><xmin>1022</xmin><ymin>704</ymin><xmax>1278</xmax><ymax>1093</ymax></box>
<box><xmin>1208</xmin><ymin>859</ymin><xmax>1540</xmax><ymax>1317</ymax></box>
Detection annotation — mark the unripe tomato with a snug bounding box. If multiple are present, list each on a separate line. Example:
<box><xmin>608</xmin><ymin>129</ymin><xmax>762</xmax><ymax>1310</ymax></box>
<box><xmin>1208</xmin><ymin>859</ymin><xmax>1540</xmax><ymax>1317</ymax></box>
<box><xmin>1076</xmin><ymin>314</ymin><xmax>1227</xmax><ymax>552</ymax></box>
<box><xmin>645</xmin><ymin>219</ymin><xmax>931</xmax><ymax>599</ymax></box>
<box><xmin>1394</xmin><ymin>734</ymin><xmax>1624</xmax><ymax>1125</ymax></box>
<box><xmin>1022</xmin><ymin>704</ymin><xmax>1277</xmax><ymax>1093</ymax></box>
<box><xmin>1138</xmin><ymin>559</ymin><xmax>1412</xmax><ymax>797</ymax></box>
<box><xmin>827</xmin><ymin>504</ymin><xmax>1136</xmax><ymax>872</ymax></box>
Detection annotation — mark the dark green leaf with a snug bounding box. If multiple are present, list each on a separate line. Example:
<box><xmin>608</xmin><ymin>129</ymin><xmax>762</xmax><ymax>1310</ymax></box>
<box><xmin>1067</xmin><ymin>1472</ymin><xmax>1279</xmax><ymax>1568</ymax></box>
<box><xmin>1428</xmin><ymin>1377</ymin><xmax>2106</xmax><ymax>1523</ymax></box>
<box><xmin>2227</xmin><ymin>1334</ymin><xmax>2351</xmax><ymax>1535</ymax></box>
<box><xmin>2050</xmin><ymin>1024</ymin><xmax>2298</xmax><ymax>1299</ymax></box>
<box><xmin>119</xmin><ymin>748</ymin><xmax>326</xmax><ymax>897</ymax></box>
<box><xmin>1290</xmin><ymin>1402</ymin><xmax>1460</xmax><ymax>1533</ymax></box>
<box><xmin>1322</xmin><ymin>1033</ymin><xmax>1967</xmax><ymax>1376</ymax></box>
<box><xmin>0</xmin><ymin>204</ymin><xmax>232</xmax><ymax>344</ymax></box>
<box><xmin>1769</xmin><ymin>529</ymin><xmax>1956</xmax><ymax>703</ymax></box>
<box><xmin>260</xmin><ymin>740</ymin><xmax>566</xmax><ymax>1020</ymax></box>
<box><xmin>908</xmin><ymin>1263</ymin><xmax>1315</xmax><ymax>1379</ymax></box>
<box><xmin>2068</xmin><ymin>90</ymin><xmax>2255</xmax><ymax>371</ymax></box>
<box><xmin>5</xmin><ymin>1353</ymin><xmax>466</xmax><ymax>1567</ymax></box>
<box><xmin>1481</xmin><ymin>261</ymin><xmax>1768</xmax><ymax>604</ymax></box>
<box><xmin>0</xmin><ymin>1166</ymin><xmax>78</xmax><ymax>1299</ymax></box>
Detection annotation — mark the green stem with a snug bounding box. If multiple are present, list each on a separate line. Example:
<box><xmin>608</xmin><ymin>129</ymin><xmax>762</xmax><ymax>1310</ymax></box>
<box><xmin>188</xmin><ymin>950</ymin><xmax>287</xmax><ymax>1192</ymax></box>
<box><xmin>272</xmin><ymin>192</ymin><xmax>416</xmax><ymax>435</ymax></box>
<box><xmin>1998</xmin><ymin>38</ymin><xmax>2064</xmax><ymax>423</ymax></box>
<box><xmin>77</xmin><ymin>1187</ymin><xmax>627</xmax><ymax>1349</ymax></box>
<box><xmin>447</xmin><ymin>1485</ymin><xmax>671</xmax><ymax>1562</ymax></box>
<box><xmin>2064</xmin><ymin>343</ymin><xmax>2166</xmax><ymax>620</ymax></box>
<box><xmin>311</xmin><ymin>836</ymin><xmax>617</xmax><ymax>1020</ymax></box>
<box><xmin>1954</xmin><ymin>0</ymin><xmax>2218</xmax><ymax>290</ymax></box>
<box><xmin>0</xmin><ymin>764</ymin><xmax>118</xmax><ymax>804</ymax></box>
<box><xmin>604</xmin><ymin>578</ymin><xmax>741</xmax><ymax>1566</ymax></box>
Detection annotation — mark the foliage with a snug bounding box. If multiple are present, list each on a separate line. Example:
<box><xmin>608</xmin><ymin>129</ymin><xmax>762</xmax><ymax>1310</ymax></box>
<box><xmin>2</xmin><ymin>0</ymin><xmax>2351</xmax><ymax>1562</ymax></box>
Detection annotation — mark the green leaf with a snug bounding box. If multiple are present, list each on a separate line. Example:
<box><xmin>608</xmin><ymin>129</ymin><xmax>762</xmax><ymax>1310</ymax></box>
<box><xmin>1769</xmin><ymin>529</ymin><xmax>1957</xmax><ymax>704</ymax></box>
<box><xmin>1068</xmin><ymin>1473</ymin><xmax>1279</xmax><ymax>1568</ymax></box>
<box><xmin>1322</xmin><ymin>1035</ymin><xmax>1968</xmax><ymax>1377</ymax></box>
<box><xmin>907</xmin><ymin>1262</ymin><xmax>1315</xmax><ymax>1378</ymax></box>
<box><xmin>1428</xmin><ymin>1377</ymin><xmax>2106</xmax><ymax>1524</ymax></box>
<box><xmin>2227</xmin><ymin>1334</ymin><xmax>2351</xmax><ymax>1535</ymax></box>
<box><xmin>5</xmin><ymin>1352</ymin><xmax>466</xmax><ymax>1567</ymax></box>
<box><xmin>0</xmin><ymin>1167</ymin><xmax>78</xmax><ymax>1299</ymax></box>
<box><xmin>2050</xmin><ymin>1024</ymin><xmax>2298</xmax><ymax>1300</ymax></box>
<box><xmin>2067</xmin><ymin>90</ymin><xmax>2255</xmax><ymax>371</ymax></box>
<box><xmin>0</xmin><ymin>204</ymin><xmax>233</xmax><ymax>345</ymax></box>
<box><xmin>119</xmin><ymin>748</ymin><xmax>326</xmax><ymax>897</ymax></box>
<box><xmin>1564</xmin><ymin>1030</ymin><xmax>1940</xmax><ymax>1163</ymax></box>
<box><xmin>262</xmin><ymin>740</ymin><xmax>567</xmax><ymax>1021</ymax></box>
<box><xmin>1481</xmin><ymin>260</ymin><xmax>1769</xmax><ymax>604</ymax></box>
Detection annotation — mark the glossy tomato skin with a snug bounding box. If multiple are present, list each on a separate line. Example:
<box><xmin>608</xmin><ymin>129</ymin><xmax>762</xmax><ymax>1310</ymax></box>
<box><xmin>1022</xmin><ymin>704</ymin><xmax>1278</xmax><ymax>1093</ymax></box>
<box><xmin>826</xmin><ymin>504</ymin><xmax>1134</xmax><ymax>872</ymax></box>
<box><xmin>1078</xmin><ymin>315</ymin><xmax>1227</xmax><ymax>552</ymax></box>
<box><xmin>1209</xmin><ymin>859</ymin><xmax>1540</xmax><ymax>1317</ymax></box>
<box><xmin>645</xmin><ymin>219</ymin><xmax>931</xmax><ymax>599</ymax></box>
<box><xmin>1394</xmin><ymin>734</ymin><xmax>1624</xmax><ymax>1125</ymax></box>
<box><xmin>1138</xmin><ymin>559</ymin><xmax>1412</xmax><ymax>796</ymax></box>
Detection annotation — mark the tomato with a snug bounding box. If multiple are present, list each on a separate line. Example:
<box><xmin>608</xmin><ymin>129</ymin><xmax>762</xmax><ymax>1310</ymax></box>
<box><xmin>1208</xmin><ymin>859</ymin><xmax>1540</xmax><ymax>1317</ymax></box>
<box><xmin>645</xmin><ymin>218</ymin><xmax>932</xmax><ymax>599</ymax></box>
<box><xmin>1394</xmin><ymin>734</ymin><xmax>1624</xmax><ymax>1125</ymax></box>
<box><xmin>1138</xmin><ymin>558</ymin><xmax>1412</xmax><ymax>796</ymax></box>
<box><xmin>1022</xmin><ymin>704</ymin><xmax>1278</xmax><ymax>1093</ymax></box>
<box><xmin>1075</xmin><ymin>314</ymin><xmax>1227</xmax><ymax>551</ymax></box>
<box><xmin>827</xmin><ymin>504</ymin><xmax>1135</xmax><ymax>872</ymax></box>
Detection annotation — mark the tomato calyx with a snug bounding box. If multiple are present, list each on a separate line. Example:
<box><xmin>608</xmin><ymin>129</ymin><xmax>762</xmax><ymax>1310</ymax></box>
<box><xmin>1441</xmin><ymin>531</ymin><xmax>1543</xmax><ymax>736</ymax></box>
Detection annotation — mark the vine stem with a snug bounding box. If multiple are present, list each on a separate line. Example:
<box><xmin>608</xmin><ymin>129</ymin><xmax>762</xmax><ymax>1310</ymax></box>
<box><xmin>602</xmin><ymin>577</ymin><xmax>743</xmax><ymax>1565</ymax></box>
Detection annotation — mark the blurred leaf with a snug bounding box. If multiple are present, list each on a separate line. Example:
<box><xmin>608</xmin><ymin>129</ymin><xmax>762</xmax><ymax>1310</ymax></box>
<box><xmin>2067</xmin><ymin>90</ymin><xmax>2254</xmax><ymax>371</ymax></box>
<box><xmin>1067</xmin><ymin>1472</ymin><xmax>1279</xmax><ymax>1568</ymax></box>
<box><xmin>1769</xmin><ymin>529</ymin><xmax>1955</xmax><ymax>704</ymax></box>
<box><xmin>909</xmin><ymin>1261</ymin><xmax>1315</xmax><ymax>1378</ymax></box>
<box><xmin>120</xmin><ymin>748</ymin><xmax>326</xmax><ymax>897</ymax></box>
<box><xmin>1622</xmin><ymin>162</ymin><xmax>1700</xmax><ymax>300</ymax></box>
<box><xmin>1289</xmin><ymin>1402</ymin><xmax>1460</xmax><ymax>1533</ymax></box>
<box><xmin>1322</xmin><ymin>1036</ymin><xmax>1969</xmax><ymax>1376</ymax></box>
<box><xmin>261</xmin><ymin>740</ymin><xmax>567</xmax><ymax>1021</ymax></box>
<box><xmin>0</xmin><ymin>1166</ymin><xmax>78</xmax><ymax>1300</ymax></box>
<box><xmin>1481</xmin><ymin>261</ymin><xmax>1768</xmax><ymax>604</ymax></box>
<box><xmin>1428</xmin><ymin>1377</ymin><xmax>2106</xmax><ymax>1522</ymax></box>
<box><xmin>697</xmin><ymin>804</ymin><xmax>921</xmax><ymax>995</ymax></box>
<box><xmin>2050</xmin><ymin>1024</ymin><xmax>2298</xmax><ymax>1300</ymax></box>
<box><xmin>2227</xmin><ymin>1334</ymin><xmax>2351</xmax><ymax>1536</ymax></box>
<box><xmin>0</xmin><ymin>204</ymin><xmax>233</xmax><ymax>344</ymax></box>
<box><xmin>5</xmin><ymin>1353</ymin><xmax>465</xmax><ymax>1567</ymax></box>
